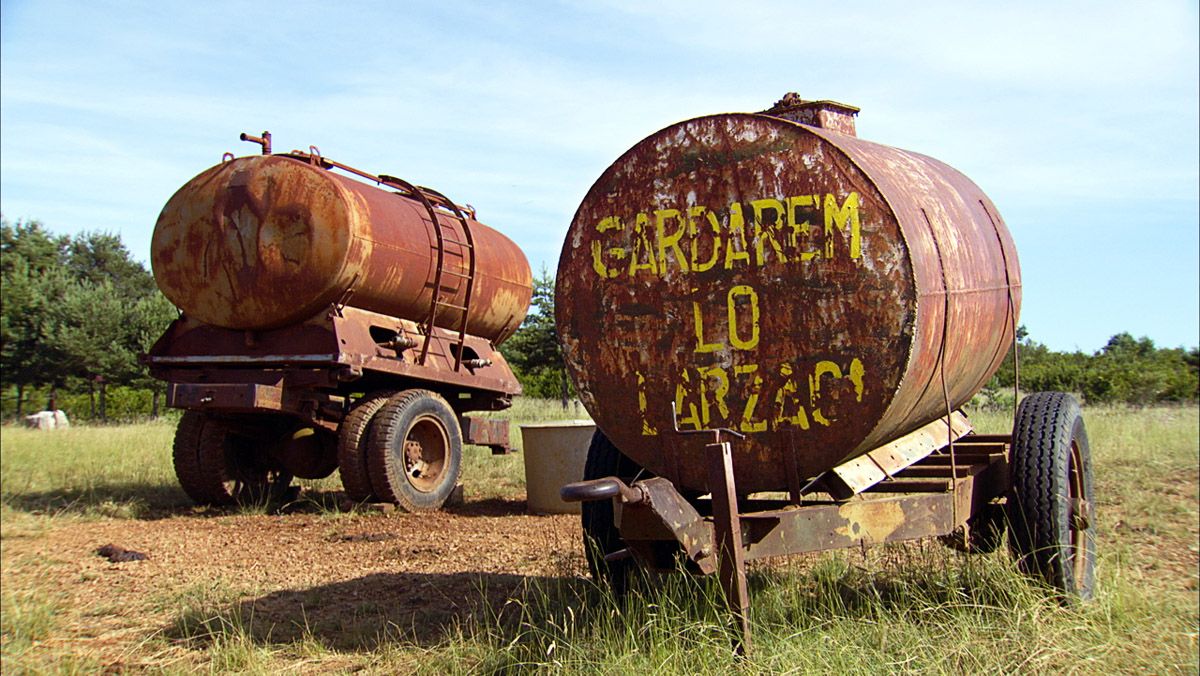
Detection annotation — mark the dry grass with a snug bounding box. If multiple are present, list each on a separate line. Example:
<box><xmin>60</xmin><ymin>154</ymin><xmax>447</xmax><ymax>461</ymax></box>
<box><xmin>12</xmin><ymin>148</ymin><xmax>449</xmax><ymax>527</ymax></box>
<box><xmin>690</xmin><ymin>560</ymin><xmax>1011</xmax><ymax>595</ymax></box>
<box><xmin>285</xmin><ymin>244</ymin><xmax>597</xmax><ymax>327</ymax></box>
<box><xmin>1</xmin><ymin>401</ymin><xmax>1196</xmax><ymax>673</ymax></box>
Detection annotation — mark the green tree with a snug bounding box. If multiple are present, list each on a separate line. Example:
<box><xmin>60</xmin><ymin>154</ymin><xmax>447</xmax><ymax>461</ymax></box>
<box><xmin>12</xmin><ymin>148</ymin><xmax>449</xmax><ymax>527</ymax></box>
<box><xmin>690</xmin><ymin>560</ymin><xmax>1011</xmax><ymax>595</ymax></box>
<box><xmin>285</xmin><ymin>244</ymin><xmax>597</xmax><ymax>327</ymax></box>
<box><xmin>0</xmin><ymin>218</ymin><xmax>68</xmax><ymax>275</ymax></box>
<box><xmin>0</xmin><ymin>219</ymin><xmax>72</xmax><ymax>414</ymax></box>
<box><xmin>502</xmin><ymin>268</ymin><xmax>573</xmax><ymax>403</ymax></box>
<box><xmin>1082</xmin><ymin>334</ymin><xmax>1198</xmax><ymax>405</ymax></box>
<box><xmin>988</xmin><ymin>326</ymin><xmax>1089</xmax><ymax>395</ymax></box>
<box><xmin>1</xmin><ymin>218</ymin><xmax>178</xmax><ymax>419</ymax></box>
<box><xmin>65</xmin><ymin>231</ymin><xmax>157</xmax><ymax>298</ymax></box>
<box><xmin>984</xmin><ymin>327</ymin><xmax>1199</xmax><ymax>406</ymax></box>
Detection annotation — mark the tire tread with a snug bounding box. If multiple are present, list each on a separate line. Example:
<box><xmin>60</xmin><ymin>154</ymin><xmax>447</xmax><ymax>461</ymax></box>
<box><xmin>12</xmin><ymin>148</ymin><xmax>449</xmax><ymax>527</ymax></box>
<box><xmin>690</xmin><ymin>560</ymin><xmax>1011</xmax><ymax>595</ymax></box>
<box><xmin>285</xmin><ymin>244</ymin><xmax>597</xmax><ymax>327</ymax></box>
<box><xmin>1008</xmin><ymin>391</ymin><xmax>1095</xmax><ymax>599</ymax></box>
<box><xmin>367</xmin><ymin>389</ymin><xmax>462</xmax><ymax>512</ymax></box>
<box><xmin>173</xmin><ymin>411</ymin><xmax>217</xmax><ymax>504</ymax></box>
<box><xmin>337</xmin><ymin>391</ymin><xmax>396</xmax><ymax>501</ymax></box>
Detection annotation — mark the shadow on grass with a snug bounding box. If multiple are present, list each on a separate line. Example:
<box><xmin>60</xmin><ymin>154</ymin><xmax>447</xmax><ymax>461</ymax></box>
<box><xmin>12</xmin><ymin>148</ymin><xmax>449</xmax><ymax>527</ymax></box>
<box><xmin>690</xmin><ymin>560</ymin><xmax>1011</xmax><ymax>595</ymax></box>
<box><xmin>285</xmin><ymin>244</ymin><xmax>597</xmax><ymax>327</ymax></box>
<box><xmin>1</xmin><ymin>483</ymin><xmax>193</xmax><ymax>519</ymax></box>
<box><xmin>162</xmin><ymin>545</ymin><xmax>1027</xmax><ymax>659</ymax></box>
<box><xmin>747</xmin><ymin>545</ymin><xmax>1032</xmax><ymax>625</ymax></box>
<box><xmin>165</xmin><ymin>570</ymin><xmax>598</xmax><ymax>651</ymax></box>
<box><xmin>2</xmin><ymin>485</ymin><xmax>533</xmax><ymax>522</ymax></box>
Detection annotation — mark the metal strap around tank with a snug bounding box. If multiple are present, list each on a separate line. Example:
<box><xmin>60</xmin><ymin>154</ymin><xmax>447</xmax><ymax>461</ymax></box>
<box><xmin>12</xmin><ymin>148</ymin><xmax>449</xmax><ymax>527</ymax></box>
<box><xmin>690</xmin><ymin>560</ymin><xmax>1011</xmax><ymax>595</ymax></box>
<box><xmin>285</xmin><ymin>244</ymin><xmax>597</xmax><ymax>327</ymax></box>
<box><xmin>954</xmin><ymin>199</ymin><xmax>1020</xmax><ymax>415</ymax></box>
<box><xmin>416</xmin><ymin>185</ymin><xmax>476</xmax><ymax>372</ymax></box>
<box><xmin>373</xmin><ymin>173</ymin><xmax>448</xmax><ymax>367</ymax></box>
<box><xmin>978</xmin><ymin>199</ymin><xmax>1020</xmax><ymax>421</ymax></box>
<box><xmin>920</xmin><ymin>208</ymin><xmax>960</xmax><ymax>525</ymax></box>
<box><xmin>283</xmin><ymin>154</ymin><xmax>476</xmax><ymax>371</ymax></box>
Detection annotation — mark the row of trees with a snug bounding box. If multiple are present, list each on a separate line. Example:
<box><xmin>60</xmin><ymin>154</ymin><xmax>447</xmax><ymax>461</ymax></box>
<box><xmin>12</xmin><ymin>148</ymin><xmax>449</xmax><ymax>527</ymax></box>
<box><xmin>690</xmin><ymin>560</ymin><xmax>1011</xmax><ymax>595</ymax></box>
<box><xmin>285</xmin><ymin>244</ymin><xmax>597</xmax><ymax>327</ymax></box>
<box><xmin>1</xmin><ymin>218</ymin><xmax>1195</xmax><ymax>420</ymax></box>
<box><xmin>984</xmin><ymin>328</ymin><xmax>1199</xmax><ymax>406</ymax></box>
<box><xmin>499</xmin><ymin>273</ymin><xmax>1198</xmax><ymax>408</ymax></box>
<box><xmin>1</xmin><ymin>218</ymin><xmax>177</xmax><ymax>419</ymax></box>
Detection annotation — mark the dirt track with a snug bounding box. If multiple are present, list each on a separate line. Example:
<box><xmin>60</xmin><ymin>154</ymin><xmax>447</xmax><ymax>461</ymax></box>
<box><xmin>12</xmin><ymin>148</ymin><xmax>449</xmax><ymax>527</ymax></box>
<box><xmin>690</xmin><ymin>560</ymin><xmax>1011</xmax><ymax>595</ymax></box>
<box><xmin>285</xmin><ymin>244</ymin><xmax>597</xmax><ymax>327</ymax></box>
<box><xmin>1</xmin><ymin>497</ymin><xmax>586</xmax><ymax>661</ymax></box>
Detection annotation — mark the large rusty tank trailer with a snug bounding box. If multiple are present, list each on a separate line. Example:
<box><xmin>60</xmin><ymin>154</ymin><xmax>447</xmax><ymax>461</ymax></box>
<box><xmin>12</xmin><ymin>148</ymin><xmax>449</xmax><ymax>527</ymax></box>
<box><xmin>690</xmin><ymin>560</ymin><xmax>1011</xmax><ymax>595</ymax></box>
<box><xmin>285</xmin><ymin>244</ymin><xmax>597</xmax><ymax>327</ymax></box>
<box><xmin>145</xmin><ymin>133</ymin><xmax>532</xmax><ymax>511</ymax></box>
<box><xmin>558</xmin><ymin>95</ymin><xmax>1094</xmax><ymax>653</ymax></box>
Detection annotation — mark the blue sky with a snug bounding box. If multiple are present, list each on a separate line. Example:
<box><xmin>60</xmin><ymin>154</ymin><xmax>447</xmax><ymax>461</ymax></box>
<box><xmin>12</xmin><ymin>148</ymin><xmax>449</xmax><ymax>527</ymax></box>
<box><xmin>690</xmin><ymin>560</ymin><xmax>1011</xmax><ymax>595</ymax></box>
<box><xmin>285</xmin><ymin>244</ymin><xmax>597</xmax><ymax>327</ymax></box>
<box><xmin>2</xmin><ymin>0</ymin><xmax>1197</xmax><ymax>352</ymax></box>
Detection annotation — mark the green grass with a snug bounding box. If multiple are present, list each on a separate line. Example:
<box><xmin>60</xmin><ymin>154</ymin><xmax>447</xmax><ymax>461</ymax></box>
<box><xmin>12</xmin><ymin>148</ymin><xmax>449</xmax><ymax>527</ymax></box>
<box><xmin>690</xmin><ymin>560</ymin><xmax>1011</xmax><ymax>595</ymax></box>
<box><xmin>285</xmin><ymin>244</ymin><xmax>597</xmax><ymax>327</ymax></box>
<box><xmin>0</xmin><ymin>587</ymin><xmax>60</xmax><ymax>657</ymax></box>
<box><xmin>415</xmin><ymin>547</ymin><xmax>1189</xmax><ymax>674</ymax></box>
<box><xmin>0</xmin><ymin>399</ymin><xmax>588</xmax><ymax>521</ymax></box>
<box><xmin>1</xmin><ymin>402</ymin><xmax>1196</xmax><ymax>673</ymax></box>
<box><xmin>0</xmin><ymin>419</ymin><xmax>184</xmax><ymax>524</ymax></box>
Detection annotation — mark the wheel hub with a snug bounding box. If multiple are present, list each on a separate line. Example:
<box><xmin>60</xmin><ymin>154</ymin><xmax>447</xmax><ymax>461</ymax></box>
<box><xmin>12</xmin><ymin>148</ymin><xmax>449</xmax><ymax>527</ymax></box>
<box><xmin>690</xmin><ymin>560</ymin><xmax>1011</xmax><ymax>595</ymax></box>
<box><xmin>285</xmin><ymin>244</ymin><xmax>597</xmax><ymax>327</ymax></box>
<box><xmin>405</xmin><ymin>440</ymin><xmax>429</xmax><ymax>478</ymax></box>
<box><xmin>402</xmin><ymin>416</ymin><xmax>448</xmax><ymax>491</ymax></box>
<box><xmin>1070</xmin><ymin>498</ymin><xmax>1092</xmax><ymax>531</ymax></box>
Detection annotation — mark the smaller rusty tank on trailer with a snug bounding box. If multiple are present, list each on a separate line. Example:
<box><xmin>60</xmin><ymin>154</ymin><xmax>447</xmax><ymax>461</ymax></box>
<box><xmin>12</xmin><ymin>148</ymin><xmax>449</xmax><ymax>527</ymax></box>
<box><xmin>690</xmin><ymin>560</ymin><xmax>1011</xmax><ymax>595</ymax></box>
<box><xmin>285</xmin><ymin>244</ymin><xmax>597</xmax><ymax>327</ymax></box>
<box><xmin>153</xmin><ymin>153</ymin><xmax>529</xmax><ymax>340</ymax></box>
<box><xmin>557</xmin><ymin>95</ymin><xmax>1020</xmax><ymax>494</ymax></box>
<box><xmin>145</xmin><ymin>132</ymin><xmax>533</xmax><ymax>511</ymax></box>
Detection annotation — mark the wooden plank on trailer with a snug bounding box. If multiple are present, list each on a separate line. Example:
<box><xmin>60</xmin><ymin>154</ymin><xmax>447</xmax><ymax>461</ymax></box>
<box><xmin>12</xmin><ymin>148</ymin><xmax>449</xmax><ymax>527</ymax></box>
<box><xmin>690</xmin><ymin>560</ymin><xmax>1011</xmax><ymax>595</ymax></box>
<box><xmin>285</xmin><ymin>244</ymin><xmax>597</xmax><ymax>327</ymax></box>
<box><xmin>818</xmin><ymin>412</ymin><xmax>972</xmax><ymax>499</ymax></box>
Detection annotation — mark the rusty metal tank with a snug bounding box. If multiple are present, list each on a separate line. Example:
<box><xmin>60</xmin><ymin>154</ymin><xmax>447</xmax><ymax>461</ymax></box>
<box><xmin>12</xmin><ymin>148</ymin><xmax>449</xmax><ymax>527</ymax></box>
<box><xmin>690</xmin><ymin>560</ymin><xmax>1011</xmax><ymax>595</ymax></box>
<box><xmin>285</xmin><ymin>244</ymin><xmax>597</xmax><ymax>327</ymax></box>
<box><xmin>557</xmin><ymin>96</ymin><xmax>1021</xmax><ymax>493</ymax></box>
<box><xmin>152</xmin><ymin>153</ymin><xmax>532</xmax><ymax>343</ymax></box>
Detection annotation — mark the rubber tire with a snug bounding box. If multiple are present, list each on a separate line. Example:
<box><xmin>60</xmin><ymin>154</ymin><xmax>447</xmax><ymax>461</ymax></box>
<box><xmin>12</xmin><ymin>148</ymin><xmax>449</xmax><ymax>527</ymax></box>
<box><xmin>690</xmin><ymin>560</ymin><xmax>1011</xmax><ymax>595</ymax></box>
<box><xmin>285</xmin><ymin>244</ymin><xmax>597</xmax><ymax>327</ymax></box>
<box><xmin>173</xmin><ymin>412</ymin><xmax>292</xmax><ymax>506</ymax></box>
<box><xmin>1008</xmin><ymin>392</ymin><xmax>1096</xmax><ymax>600</ymax></box>
<box><xmin>581</xmin><ymin>429</ymin><xmax>647</xmax><ymax>594</ymax></box>
<box><xmin>367</xmin><ymin>390</ymin><xmax>462</xmax><ymax>512</ymax></box>
<box><xmin>172</xmin><ymin>411</ymin><xmax>211</xmax><ymax>504</ymax></box>
<box><xmin>337</xmin><ymin>391</ymin><xmax>397</xmax><ymax>501</ymax></box>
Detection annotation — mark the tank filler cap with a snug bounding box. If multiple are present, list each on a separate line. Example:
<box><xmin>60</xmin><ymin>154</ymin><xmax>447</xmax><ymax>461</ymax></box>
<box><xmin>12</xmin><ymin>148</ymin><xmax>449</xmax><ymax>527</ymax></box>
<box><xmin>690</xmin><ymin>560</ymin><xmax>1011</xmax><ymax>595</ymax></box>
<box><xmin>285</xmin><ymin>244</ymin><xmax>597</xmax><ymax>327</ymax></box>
<box><xmin>759</xmin><ymin>93</ymin><xmax>859</xmax><ymax>137</ymax></box>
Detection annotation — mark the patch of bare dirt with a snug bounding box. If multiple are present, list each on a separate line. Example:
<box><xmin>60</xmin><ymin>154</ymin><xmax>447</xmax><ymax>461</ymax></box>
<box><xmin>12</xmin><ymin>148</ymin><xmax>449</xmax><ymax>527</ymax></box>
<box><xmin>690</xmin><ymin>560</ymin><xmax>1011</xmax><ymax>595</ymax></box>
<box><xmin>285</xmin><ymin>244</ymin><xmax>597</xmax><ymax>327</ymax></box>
<box><xmin>1</xmin><ymin>497</ymin><xmax>587</xmax><ymax>665</ymax></box>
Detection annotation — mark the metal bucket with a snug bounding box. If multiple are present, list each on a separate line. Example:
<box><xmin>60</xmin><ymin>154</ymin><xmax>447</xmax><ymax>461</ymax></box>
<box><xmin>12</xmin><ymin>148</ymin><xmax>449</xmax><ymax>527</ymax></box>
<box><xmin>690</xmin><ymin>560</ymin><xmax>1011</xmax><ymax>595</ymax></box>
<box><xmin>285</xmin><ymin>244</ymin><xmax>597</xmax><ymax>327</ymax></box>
<box><xmin>520</xmin><ymin>421</ymin><xmax>596</xmax><ymax>514</ymax></box>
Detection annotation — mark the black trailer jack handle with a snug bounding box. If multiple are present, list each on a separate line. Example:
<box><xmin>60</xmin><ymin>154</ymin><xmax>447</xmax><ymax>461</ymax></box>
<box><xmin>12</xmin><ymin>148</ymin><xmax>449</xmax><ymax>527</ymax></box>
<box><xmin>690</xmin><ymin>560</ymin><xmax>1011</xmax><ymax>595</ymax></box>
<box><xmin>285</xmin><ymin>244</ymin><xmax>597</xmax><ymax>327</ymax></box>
<box><xmin>561</xmin><ymin>406</ymin><xmax>754</xmax><ymax>658</ymax></box>
<box><xmin>561</xmin><ymin>477</ymin><xmax>646</xmax><ymax>505</ymax></box>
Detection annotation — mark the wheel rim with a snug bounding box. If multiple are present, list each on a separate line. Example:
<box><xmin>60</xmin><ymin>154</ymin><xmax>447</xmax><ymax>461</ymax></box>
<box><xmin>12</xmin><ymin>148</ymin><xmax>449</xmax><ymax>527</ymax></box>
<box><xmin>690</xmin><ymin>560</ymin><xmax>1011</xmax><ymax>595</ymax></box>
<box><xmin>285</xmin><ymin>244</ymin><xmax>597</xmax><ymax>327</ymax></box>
<box><xmin>1067</xmin><ymin>438</ymin><xmax>1091</xmax><ymax>584</ymax></box>
<box><xmin>403</xmin><ymin>414</ymin><xmax>449</xmax><ymax>493</ymax></box>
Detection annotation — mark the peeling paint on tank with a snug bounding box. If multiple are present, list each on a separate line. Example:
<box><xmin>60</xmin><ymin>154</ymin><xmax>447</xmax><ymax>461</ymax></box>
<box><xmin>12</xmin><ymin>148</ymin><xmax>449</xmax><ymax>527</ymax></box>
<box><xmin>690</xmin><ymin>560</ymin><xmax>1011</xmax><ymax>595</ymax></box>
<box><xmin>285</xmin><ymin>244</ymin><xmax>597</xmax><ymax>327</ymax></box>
<box><xmin>556</xmin><ymin>111</ymin><xmax>1019</xmax><ymax>494</ymax></box>
<box><xmin>153</xmin><ymin>154</ymin><xmax>532</xmax><ymax>340</ymax></box>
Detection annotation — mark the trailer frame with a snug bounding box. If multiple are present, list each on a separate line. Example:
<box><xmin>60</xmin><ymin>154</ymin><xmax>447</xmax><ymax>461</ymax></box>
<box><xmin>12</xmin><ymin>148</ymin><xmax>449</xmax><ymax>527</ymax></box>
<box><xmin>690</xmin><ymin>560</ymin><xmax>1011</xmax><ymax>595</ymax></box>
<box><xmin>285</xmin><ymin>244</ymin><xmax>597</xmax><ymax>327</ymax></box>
<box><xmin>563</xmin><ymin>398</ymin><xmax>1093</xmax><ymax>656</ymax></box>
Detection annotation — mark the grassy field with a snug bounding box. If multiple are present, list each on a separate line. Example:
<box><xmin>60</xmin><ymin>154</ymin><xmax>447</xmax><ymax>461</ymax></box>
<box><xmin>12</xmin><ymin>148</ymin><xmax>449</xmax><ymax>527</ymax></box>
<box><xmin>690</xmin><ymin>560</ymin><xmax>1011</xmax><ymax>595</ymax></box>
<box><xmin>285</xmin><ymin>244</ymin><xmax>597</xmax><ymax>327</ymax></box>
<box><xmin>1</xmin><ymin>402</ymin><xmax>1196</xmax><ymax>673</ymax></box>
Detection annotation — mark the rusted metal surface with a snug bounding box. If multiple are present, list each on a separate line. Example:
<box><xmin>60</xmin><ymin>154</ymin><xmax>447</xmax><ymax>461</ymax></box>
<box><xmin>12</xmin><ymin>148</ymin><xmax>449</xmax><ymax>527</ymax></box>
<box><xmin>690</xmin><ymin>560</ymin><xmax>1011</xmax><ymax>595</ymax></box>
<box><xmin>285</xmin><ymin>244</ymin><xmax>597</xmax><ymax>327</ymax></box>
<box><xmin>460</xmin><ymin>416</ymin><xmax>513</xmax><ymax>454</ymax></box>
<box><xmin>557</xmin><ymin>98</ymin><xmax>1020</xmax><ymax>494</ymax></box>
<box><xmin>612</xmin><ymin>477</ymin><xmax>715</xmax><ymax>574</ymax></box>
<box><xmin>147</xmin><ymin>304</ymin><xmax>523</xmax><ymax>413</ymax></box>
<box><xmin>152</xmin><ymin>152</ymin><xmax>532</xmax><ymax>343</ymax></box>
<box><xmin>705</xmin><ymin>440</ymin><xmax>752</xmax><ymax>655</ymax></box>
<box><xmin>743</xmin><ymin>444</ymin><xmax>1009</xmax><ymax>559</ymax></box>
<box><xmin>168</xmin><ymin>382</ymin><xmax>284</xmax><ymax>411</ymax></box>
<box><xmin>147</xmin><ymin>135</ymin><xmax>533</xmax><ymax>509</ymax></box>
<box><xmin>562</xmin><ymin>433</ymin><xmax>1011</xmax><ymax>561</ymax></box>
<box><xmin>761</xmin><ymin>93</ymin><xmax>860</xmax><ymax>137</ymax></box>
<box><xmin>239</xmin><ymin>131</ymin><xmax>272</xmax><ymax>154</ymax></box>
